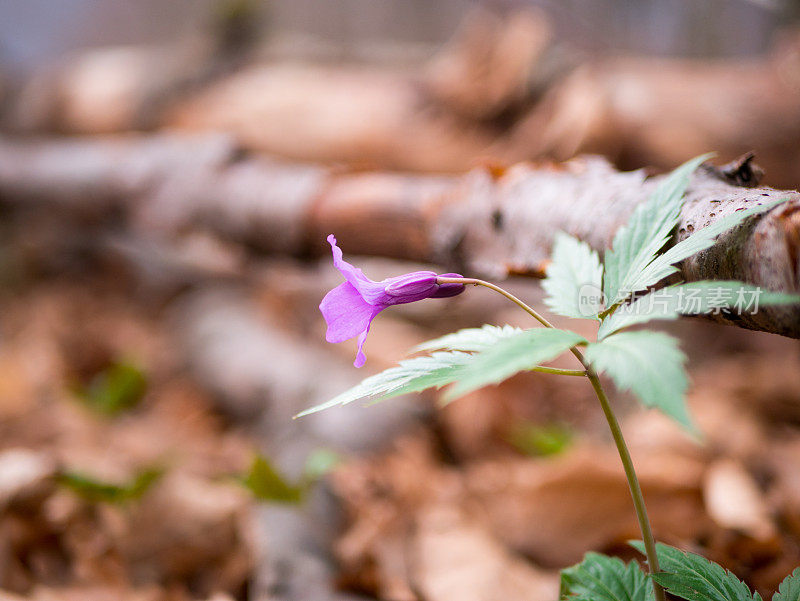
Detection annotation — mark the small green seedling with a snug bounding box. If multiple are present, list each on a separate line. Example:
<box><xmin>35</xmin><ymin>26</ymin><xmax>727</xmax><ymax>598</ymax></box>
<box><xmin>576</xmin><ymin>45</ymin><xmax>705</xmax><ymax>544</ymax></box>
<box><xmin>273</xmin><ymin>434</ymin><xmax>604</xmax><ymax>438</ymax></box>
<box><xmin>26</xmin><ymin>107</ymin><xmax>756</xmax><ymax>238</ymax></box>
<box><xmin>59</xmin><ymin>466</ymin><xmax>163</xmax><ymax>504</ymax></box>
<box><xmin>507</xmin><ymin>420</ymin><xmax>573</xmax><ymax>457</ymax></box>
<box><xmin>241</xmin><ymin>449</ymin><xmax>341</xmax><ymax>505</ymax></box>
<box><xmin>73</xmin><ymin>359</ymin><xmax>147</xmax><ymax>416</ymax></box>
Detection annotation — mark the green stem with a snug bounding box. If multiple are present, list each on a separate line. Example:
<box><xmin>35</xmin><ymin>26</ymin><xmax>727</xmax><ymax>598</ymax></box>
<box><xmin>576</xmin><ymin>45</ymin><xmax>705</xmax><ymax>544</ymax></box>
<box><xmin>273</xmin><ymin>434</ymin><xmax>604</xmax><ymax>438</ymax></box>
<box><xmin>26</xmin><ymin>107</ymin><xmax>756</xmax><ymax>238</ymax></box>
<box><xmin>436</xmin><ymin>277</ymin><xmax>556</xmax><ymax>328</ymax></box>
<box><xmin>582</xmin><ymin>363</ymin><xmax>664</xmax><ymax>600</ymax></box>
<box><xmin>439</xmin><ymin>276</ymin><xmax>665</xmax><ymax>601</ymax></box>
<box><xmin>530</xmin><ymin>366</ymin><xmax>586</xmax><ymax>377</ymax></box>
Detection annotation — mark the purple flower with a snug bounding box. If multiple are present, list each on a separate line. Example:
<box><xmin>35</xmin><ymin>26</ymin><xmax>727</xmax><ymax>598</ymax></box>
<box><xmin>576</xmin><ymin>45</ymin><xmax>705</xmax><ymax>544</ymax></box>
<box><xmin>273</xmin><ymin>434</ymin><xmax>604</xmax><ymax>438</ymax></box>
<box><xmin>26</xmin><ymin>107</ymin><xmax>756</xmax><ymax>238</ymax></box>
<box><xmin>320</xmin><ymin>235</ymin><xmax>465</xmax><ymax>367</ymax></box>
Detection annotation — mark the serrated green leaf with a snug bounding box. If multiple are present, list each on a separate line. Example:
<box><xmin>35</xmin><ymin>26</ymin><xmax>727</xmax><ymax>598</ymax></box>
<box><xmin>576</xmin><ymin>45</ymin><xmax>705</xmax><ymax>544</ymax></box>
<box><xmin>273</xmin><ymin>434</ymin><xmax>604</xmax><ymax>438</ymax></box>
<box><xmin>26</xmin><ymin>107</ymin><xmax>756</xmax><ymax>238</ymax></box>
<box><xmin>585</xmin><ymin>331</ymin><xmax>693</xmax><ymax>430</ymax></box>
<box><xmin>599</xmin><ymin>281</ymin><xmax>800</xmax><ymax>339</ymax></box>
<box><xmin>543</xmin><ymin>232</ymin><xmax>604</xmax><ymax>319</ymax></box>
<box><xmin>630</xmin><ymin>542</ymin><xmax>762</xmax><ymax>601</ymax></box>
<box><xmin>413</xmin><ymin>324</ymin><xmax>523</xmax><ymax>353</ymax></box>
<box><xmin>623</xmin><ymin>197</ymin><xmax>788</xmax><ymax>295</ymax></box>
<box><xmin>604</xmin><ymin>154</ymin><xmax>712</xmax><ymax>306</ymax></box>
<box><xmin>445</xmin><ymin>328</ymin><xmax>585</xmax><ymax>401</ymax></box>
<box><xmin>774</xmin><ymin>567</ymin><xmax>800</xmax><ymax>601</ymax></box>
<box><xmin>295</xmin><ymin>351</ymin><xmax>474</xmax><ymax>417</ymax></box>
<box><xmin>560</xmin><ymin>551</ymin><xmax>654</xmax><ymax>601</ymax></box>
<box><xmin>243</xmin><ymin>454</ymin><xmax>304</xmax><ymax>504</ymax></box>
<box><xmin>59</xmin><ymin>467</ymin><xmax>163</xmax><ymax>504</ymax></box>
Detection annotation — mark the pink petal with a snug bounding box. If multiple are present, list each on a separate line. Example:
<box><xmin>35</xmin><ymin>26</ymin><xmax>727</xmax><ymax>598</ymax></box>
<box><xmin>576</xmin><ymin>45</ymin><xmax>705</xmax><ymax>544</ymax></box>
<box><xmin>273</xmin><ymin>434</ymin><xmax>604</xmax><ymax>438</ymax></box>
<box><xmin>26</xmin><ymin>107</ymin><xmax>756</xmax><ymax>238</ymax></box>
<box><xmin>319</xmin><ymin>281</ymin><xmax>382</xmax><ymax>344</ymax></box>
<box><xmin>327</xmin><ymin>235</ymin><xmax>386</xmax><ymax>305</ymax></box>
<box><xmin>384</xmin><ymin>271</ymin><xmax>437</xmax><ymax>300</ymax></box>
<box><xmin>354</xmin><ymin>324</ymin><xmax>372</xmax><ymax>368</ymax></box>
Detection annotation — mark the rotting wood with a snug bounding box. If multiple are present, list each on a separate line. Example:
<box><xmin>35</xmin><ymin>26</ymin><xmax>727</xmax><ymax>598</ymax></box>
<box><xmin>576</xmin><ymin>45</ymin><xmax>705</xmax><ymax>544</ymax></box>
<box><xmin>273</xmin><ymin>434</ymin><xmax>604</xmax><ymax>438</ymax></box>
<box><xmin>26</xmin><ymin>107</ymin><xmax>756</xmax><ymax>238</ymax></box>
<box><xmin>0</xmin><ymin>134</ymin><xmax>798</xmax><ymax>337</ymax></box>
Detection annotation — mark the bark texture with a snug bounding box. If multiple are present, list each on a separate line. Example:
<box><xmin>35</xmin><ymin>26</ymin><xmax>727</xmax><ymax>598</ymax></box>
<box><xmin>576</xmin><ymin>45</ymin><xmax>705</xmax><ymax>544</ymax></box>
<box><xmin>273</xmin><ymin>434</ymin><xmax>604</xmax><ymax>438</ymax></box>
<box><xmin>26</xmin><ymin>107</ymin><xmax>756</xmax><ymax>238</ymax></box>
<box><xmin>0</xmin><ymin>134</ymin><xmax>798</xmax><ymax>337</ymax></box>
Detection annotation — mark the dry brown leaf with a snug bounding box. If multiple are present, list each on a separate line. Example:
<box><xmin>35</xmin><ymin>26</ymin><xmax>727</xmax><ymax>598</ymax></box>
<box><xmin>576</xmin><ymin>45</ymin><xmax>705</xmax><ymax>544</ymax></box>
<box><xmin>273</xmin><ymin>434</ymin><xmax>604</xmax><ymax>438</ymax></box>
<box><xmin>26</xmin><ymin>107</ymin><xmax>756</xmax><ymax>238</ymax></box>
<box><xmin>113</xmin><ymin>472</ymin><xmax>252</xmax><ymax>591</ymax></box>
<box><xmin>704</xmin><ymin>459</ymin><xmax>775</xmax><ymax>540</ymax></box>
<box><xmin>412</xmin><ymin>504</ymin><xmax>558</xmax><ymax>601</ymax></box>
<box><xmin>465</xmin><ymin>444</ymin><xmax>709</xmax><ymax>566</ymax></box>
<box><xmin>29</xmin><ymin>585</ymin><xmax>163</xmax><ymax>601</ymax></box>
<box><xmin>0</xmin><ymin>353</ymin><xmax>39</xmax><ymax>418</ymax></box>
<box><xmin>0</xmin><ymin>449</ymin><xmax>55</xmax><ymax>511</ymax></box>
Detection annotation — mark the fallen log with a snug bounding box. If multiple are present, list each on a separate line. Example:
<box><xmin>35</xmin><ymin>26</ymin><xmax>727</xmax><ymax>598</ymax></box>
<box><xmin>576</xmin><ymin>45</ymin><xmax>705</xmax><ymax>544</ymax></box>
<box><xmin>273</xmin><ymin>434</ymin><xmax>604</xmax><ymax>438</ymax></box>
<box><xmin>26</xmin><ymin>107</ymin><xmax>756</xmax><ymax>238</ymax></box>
<box><xmin>4</xmin><ymin>12</ymin><xmax>800</xmax><ymax>187</ymax></box>
<box><xmin>0</xmin><ymin>134</ymin><xmax>798</xmax><ymax>337</ymax></box>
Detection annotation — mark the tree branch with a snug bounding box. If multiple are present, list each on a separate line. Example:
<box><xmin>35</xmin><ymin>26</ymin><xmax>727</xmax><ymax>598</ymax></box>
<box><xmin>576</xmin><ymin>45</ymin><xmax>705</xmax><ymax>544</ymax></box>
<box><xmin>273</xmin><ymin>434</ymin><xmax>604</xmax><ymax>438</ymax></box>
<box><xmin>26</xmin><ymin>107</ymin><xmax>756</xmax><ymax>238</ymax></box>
<box><xmin>0</xmin><ymin>134</ymin><xmax>798</xmax><ymax>336</ymax></box>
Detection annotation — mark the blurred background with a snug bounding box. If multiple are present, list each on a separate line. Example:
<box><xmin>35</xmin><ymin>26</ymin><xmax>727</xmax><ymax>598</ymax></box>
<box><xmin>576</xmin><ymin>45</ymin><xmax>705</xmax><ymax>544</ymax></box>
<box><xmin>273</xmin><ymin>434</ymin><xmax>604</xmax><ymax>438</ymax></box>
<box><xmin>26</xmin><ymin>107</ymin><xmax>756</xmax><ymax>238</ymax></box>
<box><xmin>1</xmin><ymin>1</ymin><xmax>800</xmax><ymax>601</ymax></box>
<box><xmin>1</xmin><ymin>0</ymin><xmax>797</xmax><ymax>68</ymax></box>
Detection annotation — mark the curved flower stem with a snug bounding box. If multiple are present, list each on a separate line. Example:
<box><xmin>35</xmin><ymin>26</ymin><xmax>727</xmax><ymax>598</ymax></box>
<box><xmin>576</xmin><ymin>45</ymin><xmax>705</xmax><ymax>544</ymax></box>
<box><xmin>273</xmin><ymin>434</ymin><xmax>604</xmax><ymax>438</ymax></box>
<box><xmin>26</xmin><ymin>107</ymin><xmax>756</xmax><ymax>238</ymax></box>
<box><xmin>436</xmin><ymin>277</ymin><xmax>556</xmax><ymax>328</ymax></box>
<box><xmin>438</xmin><ymin>276</ymin><xmax>665</xmax><ymax>601</ymax></box>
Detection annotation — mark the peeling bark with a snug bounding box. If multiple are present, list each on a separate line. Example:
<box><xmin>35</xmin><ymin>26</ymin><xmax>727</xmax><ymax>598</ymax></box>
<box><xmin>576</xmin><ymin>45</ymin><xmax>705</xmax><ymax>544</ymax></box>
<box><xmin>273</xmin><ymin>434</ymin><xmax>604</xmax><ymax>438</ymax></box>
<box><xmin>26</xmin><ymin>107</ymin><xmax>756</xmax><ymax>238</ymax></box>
<box><xmin>435</xmin><ymin>156</ymin><xmax>800</xmax><ymax>336</ymax></box>
<box><xmin>0</xmin><ymin>134</ymin><xmax>798</xmax><ymax>337</ymax></box>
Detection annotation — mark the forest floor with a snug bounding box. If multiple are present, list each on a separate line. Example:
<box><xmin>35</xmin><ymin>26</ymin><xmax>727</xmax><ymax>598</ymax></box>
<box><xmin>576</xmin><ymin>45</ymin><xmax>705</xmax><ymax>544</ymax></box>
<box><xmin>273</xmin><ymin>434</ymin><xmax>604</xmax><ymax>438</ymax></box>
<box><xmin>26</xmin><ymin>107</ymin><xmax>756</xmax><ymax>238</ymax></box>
<box><xmin>0</xmin><ymin>259</ymin><xmax>799</xmax><ymax>601</ymax></box>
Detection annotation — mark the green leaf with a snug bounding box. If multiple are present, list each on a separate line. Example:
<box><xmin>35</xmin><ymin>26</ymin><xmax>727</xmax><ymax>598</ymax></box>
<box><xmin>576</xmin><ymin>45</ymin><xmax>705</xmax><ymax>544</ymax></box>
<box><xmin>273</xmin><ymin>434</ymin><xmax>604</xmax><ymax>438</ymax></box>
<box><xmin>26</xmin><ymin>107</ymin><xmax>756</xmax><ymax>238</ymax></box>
<box><xmin>243</xmin><ymin>454</ymin><xmax>304</xmax><ymax>504</ymax></box>
<box><xmin>630</xmin><ymin>542</ymin><xmax>762</xmax><ymax>601</ymax></box>
<box><xmin>543</xmin><ymin>232</ymin><xmax>604</xmax><ymax>319</ymax></box>
<box><xmin>560</xmin><ymin>552</ymin><xmax>654</xmax><ymax>601</ymax></box>
<box><xmin>604</xmin><ymin>154</ymin><xmax>712</xmax><ymax>306</ymax></box>
<box><xmin>507</xmin><ymin>421</ymin><xmax>573</xmax><ymax>457</ymax></box>
<box><xmin>75</xmin><ymin>360</ymin><xmax>147</xmax><ymax>416</ymax></box>
<box><xmin>599</xmin><ymin>281</ymin><xmax>800</xmax><ymax>339</ymax></box>
<box><xmin>624</xmin><ymin>197</ymin><xmax>788</xmax><ymax>295</ymax></box>
<box><xmin>774</xmin><ymin>567</ymin><xmax>800</xmax><ymax>601</ymax></box>
<box><xmin>59</xmin><ymin>467</ymin><xmax>163</xmax><ymax>504</ymax></box>
<box><xmin>585</xmin><ymin>331</ymin><xmax>693</xmax><ymax>430</ymax></box>
<box><xmin>294</xmin><ymin>351</ymin><xmax>474</xmax><ymax>417</ymax></box>
<box><xmin>413</xmin><ymin>324</ymin><xmax>523</xmax><ymax>353</ymax></box>
<box><xmin>445</xmin><ymin>328</ymin><xmax>585</xmax><ymax>401</ymax></box>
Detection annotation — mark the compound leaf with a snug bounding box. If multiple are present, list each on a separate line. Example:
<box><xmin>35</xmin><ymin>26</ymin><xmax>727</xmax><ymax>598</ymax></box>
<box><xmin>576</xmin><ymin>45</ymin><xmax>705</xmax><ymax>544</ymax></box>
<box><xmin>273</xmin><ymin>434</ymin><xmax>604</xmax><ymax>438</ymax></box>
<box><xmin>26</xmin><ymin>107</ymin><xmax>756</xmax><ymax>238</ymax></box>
<box><xmin>445</xmin><ymin>328</ymin><xmax>585</xmax><ymax>401</ymax></box>
<box><xmin>585</xmin><ymin>331</ymin><xmax>693</xmax><ymax>430</ymax></box>
<box><xmin>560</xmin><ymin>551</ymin><xmax>654</xmax><ymax>601</ymax></box>
<box><xmin>626</xmin><ymin>197</ymin><xmax>787</xmax><ymax>294</ymax></box>
<box><xmin>604</xmin><ymin>154</ymin><xmax>711</xmax><ymax>305</ymax></box>
<box><xmin>543</xmin><ymin>232</ymin><xmax>604</xmax><ymax>319</ymax></box>
<box><xmin>774</xmin><ymin>568</ymin><xmax>800</xmax><ymax>601</ymax></box>
<box><xmin>414</xmin><ymin>324</ymin><xmax>523</xmax><ymax>353</ymax></box>
<box><xmin>295</xmin><ymin>351</ymin><xmax>474</xmax><ymax>417</ymax></box>
<box><xmin>599</xmin><ymin>281</ymin><xmax>800</xmax><ymax>339</ymax></box>
<box><xmin>630</xmin><ymin>542</ymin><xmax>762</xmax><ymax>601</ymax></box>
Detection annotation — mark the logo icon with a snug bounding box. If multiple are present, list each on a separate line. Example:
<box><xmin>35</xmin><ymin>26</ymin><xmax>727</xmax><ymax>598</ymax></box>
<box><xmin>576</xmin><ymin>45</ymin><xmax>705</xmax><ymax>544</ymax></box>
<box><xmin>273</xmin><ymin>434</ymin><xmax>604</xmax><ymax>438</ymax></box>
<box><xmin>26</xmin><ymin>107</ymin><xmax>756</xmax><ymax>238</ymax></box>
<box><xmin>577</xmin><ymin>284</ymin><xmax>604</xmax><ymax>317</ymax></box>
